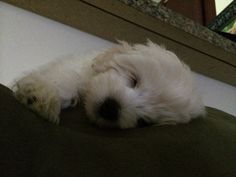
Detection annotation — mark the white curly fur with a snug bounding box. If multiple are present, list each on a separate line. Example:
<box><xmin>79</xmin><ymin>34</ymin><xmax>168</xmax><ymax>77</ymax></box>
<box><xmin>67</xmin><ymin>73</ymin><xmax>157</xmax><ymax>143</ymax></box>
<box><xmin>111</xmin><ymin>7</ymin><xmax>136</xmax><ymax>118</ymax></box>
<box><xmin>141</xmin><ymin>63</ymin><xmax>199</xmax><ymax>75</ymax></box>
<box><xmin>13</xmin><ymin>41</ymin><xmax>205</xmax><ymax>129</ymax></box>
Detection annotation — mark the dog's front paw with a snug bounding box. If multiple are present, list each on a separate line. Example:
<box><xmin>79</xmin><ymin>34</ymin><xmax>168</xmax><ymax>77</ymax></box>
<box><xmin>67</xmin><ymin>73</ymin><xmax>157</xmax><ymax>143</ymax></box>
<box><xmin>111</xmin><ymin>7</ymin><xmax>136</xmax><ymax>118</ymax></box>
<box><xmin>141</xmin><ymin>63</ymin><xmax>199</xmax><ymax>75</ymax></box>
<box><xmin>13</xmin><ymin>75</ymin><xmax>61</xmax><ymax>124</ymax></box>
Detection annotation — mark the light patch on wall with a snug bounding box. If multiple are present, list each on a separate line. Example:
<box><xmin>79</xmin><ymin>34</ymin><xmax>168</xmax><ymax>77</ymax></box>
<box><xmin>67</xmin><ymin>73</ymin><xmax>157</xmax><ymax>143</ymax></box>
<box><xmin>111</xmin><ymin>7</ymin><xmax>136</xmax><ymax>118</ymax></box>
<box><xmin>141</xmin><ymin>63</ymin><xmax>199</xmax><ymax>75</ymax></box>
<box><xmin>215</xmin><ymin>0</ymin><xmax>233</xmax><ymax>15</ymax></box>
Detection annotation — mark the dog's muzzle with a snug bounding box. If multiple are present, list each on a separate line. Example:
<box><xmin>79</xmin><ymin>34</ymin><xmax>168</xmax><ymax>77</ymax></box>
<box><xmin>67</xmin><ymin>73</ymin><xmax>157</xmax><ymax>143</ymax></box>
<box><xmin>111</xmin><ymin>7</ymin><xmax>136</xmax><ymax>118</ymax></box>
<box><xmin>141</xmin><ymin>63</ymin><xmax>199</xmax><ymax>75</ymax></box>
<box><xmin>97</xmin><ymin>97</ymin><xmax>121</xmax><ymax>121</ymax></box>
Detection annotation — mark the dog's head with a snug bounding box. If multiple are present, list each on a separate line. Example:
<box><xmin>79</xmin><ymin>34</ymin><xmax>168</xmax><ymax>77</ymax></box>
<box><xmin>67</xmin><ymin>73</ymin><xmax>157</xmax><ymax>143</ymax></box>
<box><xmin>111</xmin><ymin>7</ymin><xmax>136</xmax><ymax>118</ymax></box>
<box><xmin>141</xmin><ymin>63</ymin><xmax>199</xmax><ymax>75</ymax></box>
<box><xmin>85</xmin><ymin>41</ymin><xmax>205</xmax><ymax>129</ymax></box>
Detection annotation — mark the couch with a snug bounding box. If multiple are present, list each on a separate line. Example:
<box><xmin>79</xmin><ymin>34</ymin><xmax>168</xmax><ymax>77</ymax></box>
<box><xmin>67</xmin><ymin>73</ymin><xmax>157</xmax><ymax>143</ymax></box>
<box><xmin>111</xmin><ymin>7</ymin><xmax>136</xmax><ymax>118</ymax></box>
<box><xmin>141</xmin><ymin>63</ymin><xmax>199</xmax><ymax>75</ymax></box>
<box><xmin>0</xmin><ymin>83</ymin><xmax>235</xmax><ymax>177</ymax></box>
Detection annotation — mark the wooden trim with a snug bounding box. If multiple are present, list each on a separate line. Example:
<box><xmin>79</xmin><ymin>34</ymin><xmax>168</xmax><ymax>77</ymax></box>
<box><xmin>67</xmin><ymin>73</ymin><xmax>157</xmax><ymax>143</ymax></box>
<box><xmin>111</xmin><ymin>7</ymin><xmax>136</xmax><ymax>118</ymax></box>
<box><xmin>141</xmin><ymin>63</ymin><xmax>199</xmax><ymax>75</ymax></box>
<box><xmin>202</xmin><ymin>0</ymin><xmax>216</xmax><ymax>25</ymax></box>
<box><xmin>2</xmin><ymin>0</ymin><xmax>236</xmax><ymax>86</ymax></box>
<box><xmin>165</xmin><ymin>0</ymin><xmax>204</xmax><ymax>24</ymax></box>
<box><xmin>163</xmin><ymin>0</ymin><xmax>216</xmax><ymax>26</ymax></box>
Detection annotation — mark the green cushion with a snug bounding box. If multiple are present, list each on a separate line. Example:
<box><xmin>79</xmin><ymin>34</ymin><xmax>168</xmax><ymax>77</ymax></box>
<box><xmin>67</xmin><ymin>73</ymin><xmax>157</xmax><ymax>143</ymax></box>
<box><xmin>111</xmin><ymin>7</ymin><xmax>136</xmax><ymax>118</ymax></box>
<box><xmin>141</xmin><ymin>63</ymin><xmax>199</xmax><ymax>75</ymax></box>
<box><xmin>0</xmin><ymin>84</ymin><xmax>235</xmax><ymax>177</ymax></box>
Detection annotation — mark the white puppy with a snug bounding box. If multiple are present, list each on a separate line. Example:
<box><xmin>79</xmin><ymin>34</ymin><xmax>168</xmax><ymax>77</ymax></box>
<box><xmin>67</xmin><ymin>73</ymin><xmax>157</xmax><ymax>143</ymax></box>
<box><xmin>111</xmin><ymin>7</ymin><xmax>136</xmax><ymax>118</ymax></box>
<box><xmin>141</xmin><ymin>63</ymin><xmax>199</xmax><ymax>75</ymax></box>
<box><xmin>13</xmin><ymin>41</ymin><xmax>205</xmax><ymax>129</ymax></box>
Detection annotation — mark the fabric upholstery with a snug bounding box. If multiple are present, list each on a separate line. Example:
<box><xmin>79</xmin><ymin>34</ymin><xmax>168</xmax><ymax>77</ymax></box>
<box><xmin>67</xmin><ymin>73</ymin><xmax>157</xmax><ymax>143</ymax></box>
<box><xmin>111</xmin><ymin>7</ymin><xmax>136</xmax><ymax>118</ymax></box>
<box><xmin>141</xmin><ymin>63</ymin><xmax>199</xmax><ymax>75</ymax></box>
<box><xmin>0</xmin><ymin>84</ymin><xmax>235</xmax><ymax>177</ymax></box>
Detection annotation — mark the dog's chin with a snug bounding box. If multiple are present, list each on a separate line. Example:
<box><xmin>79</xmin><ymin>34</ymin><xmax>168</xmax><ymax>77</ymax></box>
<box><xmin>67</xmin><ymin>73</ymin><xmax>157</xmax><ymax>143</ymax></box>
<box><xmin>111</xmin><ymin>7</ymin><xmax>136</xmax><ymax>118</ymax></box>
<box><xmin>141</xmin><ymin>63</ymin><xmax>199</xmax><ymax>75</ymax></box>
<box><xmin>88</xmin><ymin>116</ymin><xmax>154</xmax><ymax>129</ymax></box>
<box><xmin>88</xmin><ymin>118</ymin><xmax>137</xmax><ymax>129</ymax></box>
<box><xmin>89</xmin><ymin>118</ymin><xmax>120</xmax><ymax>129</ymax></box>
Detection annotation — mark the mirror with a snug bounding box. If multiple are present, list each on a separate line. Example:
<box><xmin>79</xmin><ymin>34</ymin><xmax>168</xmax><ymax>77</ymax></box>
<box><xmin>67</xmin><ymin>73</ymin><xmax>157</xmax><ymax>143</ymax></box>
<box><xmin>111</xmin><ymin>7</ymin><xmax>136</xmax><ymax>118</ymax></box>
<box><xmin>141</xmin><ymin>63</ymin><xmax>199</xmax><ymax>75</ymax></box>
<box><xmin>209</xmin><ymin>1</ymin><xmax>236</xmax><ymax>35</ymax></box>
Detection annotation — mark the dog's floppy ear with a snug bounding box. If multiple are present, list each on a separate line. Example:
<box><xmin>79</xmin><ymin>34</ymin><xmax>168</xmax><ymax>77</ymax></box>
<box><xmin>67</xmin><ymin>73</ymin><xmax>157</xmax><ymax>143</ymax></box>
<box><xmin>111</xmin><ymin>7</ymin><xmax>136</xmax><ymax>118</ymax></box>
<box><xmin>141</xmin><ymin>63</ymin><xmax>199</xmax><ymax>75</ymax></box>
<box><xmin>92</xmin><ymin>47</ymin><xmax>121</xmax><ymax>73</ymax></box>
<box><xmin>92</xmin><ymin>41</ymin><xmax>132</xmax><ymax>73</ymax></box>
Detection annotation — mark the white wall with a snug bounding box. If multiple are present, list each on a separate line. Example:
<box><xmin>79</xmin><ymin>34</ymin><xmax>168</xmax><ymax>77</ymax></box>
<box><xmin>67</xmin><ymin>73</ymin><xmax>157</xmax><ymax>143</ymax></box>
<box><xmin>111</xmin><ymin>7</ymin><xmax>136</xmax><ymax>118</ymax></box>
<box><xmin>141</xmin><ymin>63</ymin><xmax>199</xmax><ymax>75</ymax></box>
<box><xmin>0</xmin><ymin>2</ymin><xmax>114</xmax><ymax>86</ymax></box>
<box><xmin>0</xmin><ymin>2</ymin><xmax>235</xmax><ymax>116</ymax></box>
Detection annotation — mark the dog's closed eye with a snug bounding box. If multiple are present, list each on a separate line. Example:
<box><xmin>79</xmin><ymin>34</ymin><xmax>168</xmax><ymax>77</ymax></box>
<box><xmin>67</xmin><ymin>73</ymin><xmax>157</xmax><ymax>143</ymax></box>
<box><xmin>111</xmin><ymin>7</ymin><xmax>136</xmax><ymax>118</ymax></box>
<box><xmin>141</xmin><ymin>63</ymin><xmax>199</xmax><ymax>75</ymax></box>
<box><xmin>130</xmin><ymin>77</ymin><xmax>137</xmax><ymax>88</ymax></box>
<box><xmin>129</xmin><ymin>74</ymin><xmax>138</xmax><ymax>88</ymax></box>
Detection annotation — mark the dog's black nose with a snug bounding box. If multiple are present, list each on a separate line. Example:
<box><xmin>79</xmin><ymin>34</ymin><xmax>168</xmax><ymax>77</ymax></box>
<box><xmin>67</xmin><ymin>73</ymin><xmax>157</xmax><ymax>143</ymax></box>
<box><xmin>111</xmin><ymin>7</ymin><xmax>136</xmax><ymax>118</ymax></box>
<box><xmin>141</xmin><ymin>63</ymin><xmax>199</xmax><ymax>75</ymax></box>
<box><xmin>98</xmin><ymin>98</ymin><xmax>121</xmax><ymax>121</ymax></box>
